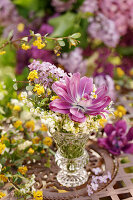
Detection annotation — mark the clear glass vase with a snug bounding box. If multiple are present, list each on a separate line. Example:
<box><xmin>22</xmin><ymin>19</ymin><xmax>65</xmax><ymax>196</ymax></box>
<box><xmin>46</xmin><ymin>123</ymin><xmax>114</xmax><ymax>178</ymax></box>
<box><xmin>52</xmin><ymin>132</ymin><xmax>89</xmax><ymax>187</ymax></box>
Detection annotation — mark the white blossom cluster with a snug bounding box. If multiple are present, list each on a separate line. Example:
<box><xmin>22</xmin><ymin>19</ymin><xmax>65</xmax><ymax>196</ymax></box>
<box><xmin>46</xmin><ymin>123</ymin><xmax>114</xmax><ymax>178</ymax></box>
<box><xmin>11</xmin><ymin>99</ymin><xmax>24</xmax><ymax>107</ymax></box>
<box><xmin>41</xmin><ymin>111</ymin><xmax>99</xmax><ymax>135</ymax></box>
<box><xmin>19</xmin><ymin>174</ymin><xmax>35</xmax><ymax>194</ymax></box>
<box><xmin>18</xmin><ymin>140</ymin><xmax>32</xmax><ymax>151</ymax></box>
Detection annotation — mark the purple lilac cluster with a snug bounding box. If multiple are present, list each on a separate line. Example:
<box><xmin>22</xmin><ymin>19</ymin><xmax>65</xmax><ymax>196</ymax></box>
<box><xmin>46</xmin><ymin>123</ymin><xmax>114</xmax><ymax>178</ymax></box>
<box><xmin>88</xmin><ymin>13</ymin><xmax>120</xmax><ymax>47</ymax></box>
<box><xmin>28</xmin><ymin>60</ymin><xmax>67</xmax><ymax>89</ymax></box>
<box><xmin>100</xmin><ymin>0</ymin><xmax>133</xmax><ymax>36</ymax></box>
<box><xmin>79</xmin><ymin>0</ymin><xmax>133</xmax><ymax>47</ymax></box>
<box><xmin>98</xmin><ymin>120</ymin><xmax>133</xmax><ymax>155</ymax></box>
<box><xmin>79</xmin><ymin>0</ymin><xmax>98</xmax><ymax>13</ymax></box>
<box><xmin>57</xmin><ymin>48</ymin><xmax>87</xmax><ymax>76</ymax></box>
<box><xmin>87</xmin><ymin>168</ymin><xmax>111</xmax><ymax>196</ymax></box>
<box><xmin>51</xmin><ymin>0</ymin><xmax>76</xmax><ymax>12</ymax></box>
<box><xmin>0</xmin><ymin>0</ymin><xmax>23</xmax><ymax>26</ymax></box>
<box><xmin>0</xmin><ymin>0</ymin><xmax>25</xmax><ymax>39</ymax></box>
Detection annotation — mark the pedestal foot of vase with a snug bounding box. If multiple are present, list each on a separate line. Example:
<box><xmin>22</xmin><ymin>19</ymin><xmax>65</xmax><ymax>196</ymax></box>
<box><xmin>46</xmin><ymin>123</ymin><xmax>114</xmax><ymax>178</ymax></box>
<box><xmin>55</xmin><ymin>149</ymin><xmax>89</xmax><ymax>187</ymax></box>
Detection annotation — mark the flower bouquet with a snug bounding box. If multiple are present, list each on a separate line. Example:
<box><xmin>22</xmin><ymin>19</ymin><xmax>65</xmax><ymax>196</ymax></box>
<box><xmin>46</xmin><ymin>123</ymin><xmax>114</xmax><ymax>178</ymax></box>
<box><xmin>22</xmin><ymin>60</ymin><xmax>113</xmax><ymax>187</ymax></box>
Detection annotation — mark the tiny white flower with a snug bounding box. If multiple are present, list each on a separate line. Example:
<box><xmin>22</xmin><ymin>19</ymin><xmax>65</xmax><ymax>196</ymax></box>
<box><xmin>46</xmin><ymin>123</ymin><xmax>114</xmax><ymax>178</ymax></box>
<box><xmin>0</xmin><ymin>164</ymin><xmax>2</xmax><ymax>173</ymax></box>
<box><xmin>91</xmin><ymin>182</ymin><xmax>99</xmax><ymax>191</ymax></box>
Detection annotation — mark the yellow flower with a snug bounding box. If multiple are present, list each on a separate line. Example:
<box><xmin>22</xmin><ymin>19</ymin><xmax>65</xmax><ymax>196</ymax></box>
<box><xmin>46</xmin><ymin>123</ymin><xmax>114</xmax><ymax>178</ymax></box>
<box><xmin>33</xmin><ymin>37</ymin><xmax>46</xmax><ymax>49</ymax></box>
<box><xmin>7</xmin><ymin>102</ymin><xmax>13</xmax><ymax>109</ymax></box>
<box><xmin>115</xmin><ymin>85</ymin><xmax>121</xmax><ymax>91</ymax></box>
<box><xmin>109</xmin><ymin>56</ymin><xmax>121</xmax><ymax>65</ymax></box>
<box><xmin>43</xmin><ymin>137</ymin><xmax>52</xmax><ymax>147</ymax></box>
<box><xmin>33</xmin><ymin>84</ymin><xmax>44</xmax><ymax>95</ymax></box>
<box><xmin>18</xmin><ymin>166</ymin><xmax>28</xmax><ymax>175</ymax></box>
<box><xmin>13</xmin><ymin>120</ymin><xmax>22</xmax><ymax>129</ymax></box>
<box><xmin>33</xmin><ymin>190</ymin><xmax>43</xmax><ymax>200</ymax></box>
<box><xmin>17</xmin><ymin>23</ymin><xmax>25</xmax><ymax>32</ymax></box>
<box><xmin>116</xmin><ymin>67</ymin><xmax>125</xmax><ymax>77</ymax></box>
<box><xmin>129</xmin><ymin>69</ymin><xmax>133</xmax><ymax>76</ymax></box>
<box><xmin>28</xmin><ymin>70</ymin><xmax>38</xmax><ymax>81</ymax></box>
<box><xmin>0</xmin><ymin>51</ymin><xmax>6</xmax><ymax>55</ymax></box>
<box><xmin>0</xmin><ymin>191</ymin><xmax>6</xmax><ymax>199</ymax></box>
<box><xmin>28</xmin><ymin>148</ymin><xmax>34</xmax><ymax>154</ymax></box>
<box><xmin>0</xmin><ymin>174</ymin><xmax>8</xmax><ymax>182</ymax></box>
<box><xmin>40</xmin><ymin>149</ymin><xmax>45</xmax><ymax>154</ymax></box>
<box><xmin>99</xmin><ymin>118</ymin><xmax>107</xmax><ymax>128</ymax></box>
<box><xmin>13</xmin><ymin>105</ymin><xmax>21</xmax><ymax>112</ymax></box>
<box><xmin>25</xmin><ymin>120</ymin><xmax>35</xmax><ymax>131</ymax></box>
<box><xmin>50</xmin><ymin>96</ymin><xmax>60</xmax><ymax>101</ymax></box>
<box><xmin>0</xmin><ymin>143</ymin><xmax>6</xmax><ymax>155</ymax></box>
<box><xmin>32</xmin><ymin>137</ymin><xmax>40</xmax><ymax>144</ymax></box>
<box><xmin>21</xmin><ymin>43</ymin><xmax>30</xmax><ymax>50</ymax></box>
<box><xmin>18</xmin><ymin>92</ymin><xmax>27</xmax><ymax>100</ymax></box>
<box><xmin>0</xmin><ymin>135</ymin><xmax>9</xmax><ymax>144</ymax></box>
<box><xmin>93</xmin><ymin>94</ymin><xmax>97</xmax><ymax>99</ymax></box>
<box><xmin>47</xmin><ymin>88</ymin><xmax>51</xmax><ymax>96</ymax></box>
<box><xmin>114</xmin><ymin>105</ymin><xmax>126</xmax><ymax>118</ymax></box>
<box><xmin>11</xmin><ymin>139</ymin><xmax>16</xmax><ymax>144</ymax></box>
<box><xmin>40</xmin><ymin>124</ymin><xmax>48</xmax><ymax>132</ymax></box>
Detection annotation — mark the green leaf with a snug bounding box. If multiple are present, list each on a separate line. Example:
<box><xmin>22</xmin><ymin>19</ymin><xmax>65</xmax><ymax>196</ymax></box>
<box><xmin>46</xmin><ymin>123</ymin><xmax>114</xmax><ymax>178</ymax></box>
<box><xmin>26</xmin><ymin>85</ymin><xmax>34</xmax><ymax>91</ymax></box>
<box><xmin>70</xmin><ymin>33</ymin><xmax>81</xmax><ymax>39</ymax></box>
<box><xmin>30</xmin><ymin>30</ymin><xmax>34</xmax><ymax>35</ymax></box>
<box><xmin>116</xmin><ymin>46</ymin><xmax>133</xmax><ymax>56</ymax></box>
<box><xmin>0</xmin><ymin>107</ymin><xmax>5</xmax><ymax>114</ymax></box>
<box><xmin>22</xmin><ymin>37</ymin><xmax>28</xmax><ymax>42</ymax></box>
<box><xmin>40</xmin><ymin>98</ymin><xmax>49</xmax><ymax>106</ymax></box>
<box><xmin>7</xmin><ymin>30</ymin><xmax>14</xmax><ymax>40</ymax></box>
<box><xmin>58</xmin><ymin>40</ymin><xmax>65</xmax><ymax>47</ymax></box>
<box><xmin>48</xmin><ymin>12</ymin><xmax>77</xmax><ymax>37</ymax></box>
<box><xmin>13</xmin><ymin>83</ymin><xmax>18</xmax><ymax>90</ymax></box>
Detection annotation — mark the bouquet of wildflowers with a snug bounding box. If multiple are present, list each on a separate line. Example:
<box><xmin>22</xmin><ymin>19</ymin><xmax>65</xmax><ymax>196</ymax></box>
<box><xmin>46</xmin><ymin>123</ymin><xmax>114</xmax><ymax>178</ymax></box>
<box><xmin>21</xmin><ymin>59</ymin><xmax>113</xmax><ymax>136</ymax></box>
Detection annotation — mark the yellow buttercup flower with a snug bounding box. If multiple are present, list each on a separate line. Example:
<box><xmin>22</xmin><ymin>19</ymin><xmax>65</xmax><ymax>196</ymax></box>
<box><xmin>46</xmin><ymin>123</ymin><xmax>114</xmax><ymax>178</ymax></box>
<box><xmin>18</xmin><ymin>166</ymin><xmax>28</xmax><ymax>175</ymax></box>
<box><xmin>28</xmin><ymin>148</ymin><xmax>34</xmax><ymax>154</ymax></box>
<box><xmin>21</xmin><ymin>43</ymin><xmax>30</xmax><ymax>50</ymax></box>
<box><xmin>50</xmin><ymin>96</ymin><xmax>60</xmax><ymax>101</ymax></box>
<box><xmin>40</xmin><ymin>149</ymin><xmax>45</xmax><ymax>154</ymax></box>
<box><xmin>0</xmin><ymin>51</ymin><xmax>6</xmax><ymax>55</ymax></box>
<box><xmin>33</xmin><ymin>37</ymin><xmax>46</xmax><ymax>49</ymax></box>
<box><xmin>0</xmin><ymin>191</ymin><xmax>6</xmax><ymax>198</ymax></box>
<box><xmin>32</xmin><ymin>137</ymin><xmax>40</xmax><ymax>144</ymax></box>
<box><xmin>47</xmin><ymin>88</ymin><xmax>51</xmax><ymax>96</ymax></box>
<box><xmin>43</xmin><ymin>137</ymin><xmax>52</xmax><ymax>147</ymax></box>
<box><xmin>7</xmin><ymin>102</ymin><xmax>13</xmax><ymax>109</ymax></box>
<box><xmin>99</xmin><ymin>118</ymin><xmax>107</xmax><ymax>128</ymax></box>
<box><xmin>114</xmin><ymin>105</ymin><xmax>126</xmax><ymax>118</ymax></box>
<box><xmin>28</xmin><ymin>70</ymin><xmax>38</xmax><ymax>81</ymax></box>
<box><xmin>33</xmin><ymin>84</ymin><xmax>44</xmax><ymax>95</ymax></box>
<box><xmin>17</xmin><ymin>23</ymin><xmax>25</xmax><ymax>32</ymax></box>
<box><xmin>0</xmin><ymin>135</ymin><xmax>9</xmax><ymax>144</ymax></box>
<box><xmin>33</xmin><ymin>190</ymin><xmax>43</xmax><ymax>200</ymax></box>
<box><xmin>25</xmin><ymin>120</ymin><xmax>35</xmax><ymax>131</ymax></box>
<box><xmin>0</xmin><ymin>143</ymin><xmax>6</xmax><ymax>154</ymax></box>
<box><xmin>40</xmin><ymin>124</ymin><xmax>48</xmax><ymax>132</ymax></box>
<box><xmin>116</xmin><ymin>67</ymin><xmax>125</xmax><ymax>77</ymax></box>
<box><xmin>115</xmin><ymin>85</ymin><xmax>121</xmax><ymax>91</ymax></box>
<box><xmin>109</xmin><ymin>56</ymin><xmax>121</xmax><ymax>65</ymax></box>
<box><xmin>129</xmin><ymin>69</ymin><xmax>133</xmax><ymax>76</ymax></box>
<box><xmin>13</xmin><ymin>120</ymin><xmax>22</xmax><ymax>129</ymax></box>
<box><xmin>13</xmin><ymin>105</ymin><xmax>21</xmax><ymax>112</ymax></box>
<box><xmin>0</xmin><ymin>174</ymin><xmax>8</xmax><ymax>182</ymax></box>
